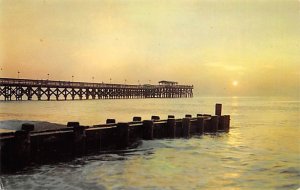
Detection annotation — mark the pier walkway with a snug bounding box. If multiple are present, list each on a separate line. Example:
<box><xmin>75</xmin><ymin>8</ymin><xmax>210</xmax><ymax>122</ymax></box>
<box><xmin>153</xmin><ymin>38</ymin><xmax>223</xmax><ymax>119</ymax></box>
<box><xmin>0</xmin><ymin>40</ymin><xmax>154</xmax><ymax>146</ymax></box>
<box><xmin>0</xmin><ymin>78</ymin><xmax>193</xmax><ymax>101</ymax></box>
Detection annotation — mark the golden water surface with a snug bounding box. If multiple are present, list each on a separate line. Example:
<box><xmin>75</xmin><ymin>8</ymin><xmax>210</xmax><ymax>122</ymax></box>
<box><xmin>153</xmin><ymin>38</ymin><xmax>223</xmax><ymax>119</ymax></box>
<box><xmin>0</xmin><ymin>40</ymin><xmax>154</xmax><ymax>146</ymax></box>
<box><xmin>0</xmin><ymin>97</ymin><xmax>299</xmax><ymax>189</ymax></box>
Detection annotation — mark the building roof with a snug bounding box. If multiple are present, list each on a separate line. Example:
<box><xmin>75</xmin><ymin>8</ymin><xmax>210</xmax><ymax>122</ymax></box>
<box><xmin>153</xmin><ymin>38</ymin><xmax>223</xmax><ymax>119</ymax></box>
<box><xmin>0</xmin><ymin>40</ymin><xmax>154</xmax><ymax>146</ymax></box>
<box><xmin>158</xmin><ymin>80</ymin><xmax>178</xmax><ymax>85</ymax></box>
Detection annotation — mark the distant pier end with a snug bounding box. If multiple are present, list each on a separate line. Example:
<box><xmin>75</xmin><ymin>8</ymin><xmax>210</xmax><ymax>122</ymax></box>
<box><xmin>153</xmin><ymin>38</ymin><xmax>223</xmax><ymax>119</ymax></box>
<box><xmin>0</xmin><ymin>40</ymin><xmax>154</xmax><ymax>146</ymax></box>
<box><xmin>0</xmin><ymin>78</ymin><xmax>193</xmax><ymax>101</ymax></box>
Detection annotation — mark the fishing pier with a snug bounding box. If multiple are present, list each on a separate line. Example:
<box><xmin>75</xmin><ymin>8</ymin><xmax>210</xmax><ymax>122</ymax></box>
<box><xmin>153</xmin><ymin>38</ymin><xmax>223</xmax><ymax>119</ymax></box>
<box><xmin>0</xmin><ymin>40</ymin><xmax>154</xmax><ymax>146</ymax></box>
<box><xmin>0</xmin><ymin>78</ymin><xmax>193</xmax><ymax>101</ymax></box>
<box><xmin>0</xmin><ymin>104</ymin><xmax>230</xmax><ymax>172</ymax></box>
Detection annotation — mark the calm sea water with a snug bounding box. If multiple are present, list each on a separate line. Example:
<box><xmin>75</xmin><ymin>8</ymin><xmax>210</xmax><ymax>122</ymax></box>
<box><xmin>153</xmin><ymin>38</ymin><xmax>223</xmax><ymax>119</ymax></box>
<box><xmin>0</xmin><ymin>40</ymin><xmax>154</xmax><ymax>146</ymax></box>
<box><xmin>0</xmin><ymin>96</ymin><xmax>299</xmax><ymax>190</ymax></box>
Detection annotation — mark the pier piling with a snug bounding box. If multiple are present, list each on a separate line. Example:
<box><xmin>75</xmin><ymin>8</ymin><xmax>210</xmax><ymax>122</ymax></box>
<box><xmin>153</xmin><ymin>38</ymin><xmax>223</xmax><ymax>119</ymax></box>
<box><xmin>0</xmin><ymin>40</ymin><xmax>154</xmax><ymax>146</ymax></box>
<box><xmin>0</xmin><ymin>78</ymin><xmax>193</xmax><ymax>101</ymax></box>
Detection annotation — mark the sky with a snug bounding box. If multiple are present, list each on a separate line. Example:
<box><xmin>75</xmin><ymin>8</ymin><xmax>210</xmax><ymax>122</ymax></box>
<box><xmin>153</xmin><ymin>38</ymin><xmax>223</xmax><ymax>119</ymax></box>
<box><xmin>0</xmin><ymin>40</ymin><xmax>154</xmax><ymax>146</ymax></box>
<box><xmin>0</xmin><ymin>0</ymin><xmax>299</xmax><ymax>96</ymax></box>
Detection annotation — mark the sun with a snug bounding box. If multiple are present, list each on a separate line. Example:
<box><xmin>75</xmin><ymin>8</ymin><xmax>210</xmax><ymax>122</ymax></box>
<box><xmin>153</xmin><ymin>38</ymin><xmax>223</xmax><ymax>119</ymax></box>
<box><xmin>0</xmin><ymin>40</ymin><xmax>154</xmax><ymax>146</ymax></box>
<box><xmin>232</xmin><ymin>80</ymin><xmax>238</xmax><ymax>86</ymax></box>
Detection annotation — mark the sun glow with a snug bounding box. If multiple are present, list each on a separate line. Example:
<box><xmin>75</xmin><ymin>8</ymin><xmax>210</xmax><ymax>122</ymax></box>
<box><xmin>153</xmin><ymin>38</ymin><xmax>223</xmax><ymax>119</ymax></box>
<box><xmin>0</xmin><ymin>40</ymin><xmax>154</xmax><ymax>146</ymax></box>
<box><xmin>232</xmin><ymin>81</ymin><xmax>238</xmax><ymax>86</ymax></box>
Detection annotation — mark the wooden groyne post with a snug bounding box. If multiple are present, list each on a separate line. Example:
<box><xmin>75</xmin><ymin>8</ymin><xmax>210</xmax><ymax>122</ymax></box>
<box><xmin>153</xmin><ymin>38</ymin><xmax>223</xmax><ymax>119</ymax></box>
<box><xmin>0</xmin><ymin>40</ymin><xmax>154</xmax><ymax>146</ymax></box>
<box><xmin>215</xmin><ymin>103</ymin><xmax>222</xmax><ymax>116</ymax></box>
<box><xmin>68</xmin><ymin>122</ymin><xmax>87</xmax><ymax>155</ymax></box>
<box><xmin>219</xmin><ymin>115</ymin><xmax>230</xmax><ymax>132</ymax></box>
<box><xmin>196</xmin><ymin>116</ymin><xmax>205</xmax><ymax>135</ymax></box>
<box><xmin>182</xmin><ymin>118</ymin><xmax>191</xmax><ymax>138</ymax></box>
<box><xmin>117</xmin><ymin>123</ymin><xmax>130</xmax><ymax>148</ymax></box>
<box><xmin>0</xmin><ymin>103</ymin><xmax>230</xmax><ymax>172</ymax></box>
<box><xmin>143</xmin><ymin>120</ymin><xmax>154</xmax><ymax>140</ymax></box>
<box><xmin>166</xmin><ymin>118</ymin><xmax>176</xmax><ymax>138</ymax></box>
<box><xmin>14</xmin><ymin>124</ymin><xmax>34</xmax><ymax>168</ymax></box>
<box><xmin>210</xmin><ymin>116</ymin><xmax>219</xmax><ymax>133</ymax></box>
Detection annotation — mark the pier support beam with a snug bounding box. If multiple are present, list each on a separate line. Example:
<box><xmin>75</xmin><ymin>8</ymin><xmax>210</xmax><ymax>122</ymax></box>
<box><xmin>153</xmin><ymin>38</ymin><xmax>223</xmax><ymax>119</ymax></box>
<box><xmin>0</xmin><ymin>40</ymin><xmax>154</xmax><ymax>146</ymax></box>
<box><xmin>0</xmin><ymin>78</ymin><xmax>193</xmax><ymax>101</ymax></box>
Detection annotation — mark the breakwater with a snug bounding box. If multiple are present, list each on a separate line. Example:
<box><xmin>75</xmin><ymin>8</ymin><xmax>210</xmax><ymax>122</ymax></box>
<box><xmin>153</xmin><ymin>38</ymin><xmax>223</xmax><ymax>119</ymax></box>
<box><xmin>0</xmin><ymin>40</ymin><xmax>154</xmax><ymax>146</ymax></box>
<box><xmin>0</xmin><ymin>104</ymin><xmax>229</xmax><ymax>172</ymax></box>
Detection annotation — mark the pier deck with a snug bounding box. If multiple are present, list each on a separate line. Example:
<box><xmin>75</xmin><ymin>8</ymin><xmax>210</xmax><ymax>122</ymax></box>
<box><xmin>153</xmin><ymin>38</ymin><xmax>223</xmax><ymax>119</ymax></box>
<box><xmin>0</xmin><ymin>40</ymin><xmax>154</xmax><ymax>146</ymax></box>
<box><xmin>0</xmin><ymin>78</ymin><xmax>193</xmax><ymax>101</ymax></box>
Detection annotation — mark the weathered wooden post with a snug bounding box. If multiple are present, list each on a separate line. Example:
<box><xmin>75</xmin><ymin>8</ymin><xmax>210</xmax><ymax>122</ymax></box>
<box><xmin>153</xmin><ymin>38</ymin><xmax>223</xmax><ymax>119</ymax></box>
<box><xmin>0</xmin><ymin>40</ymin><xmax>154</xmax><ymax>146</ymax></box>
<box><xmin>185</xmin><ymin>114</ymin><xmax>192</xmax><ymax>118</ymax></box>
<box><xmin>166</xmin><ymin>118</ymin><xmax>176</xmax><ymax>138</ymax></box>
<box><xmin>143</xmin><ymin>120</ymin><xmax>154</xmax><ymax>140</ymax></box>
<box><xmin>13</xmin><ymin>123</ymin><xmax>34</xmax><ymax>168</ymax></box>
<box><xmin>67</xmin><ymin>122</ymin><xmax>79</xmax><ymax>127</ymax></box>
<box><xmin>22</xmin><ymin>123</ymin><xmax>35</xmax><ymax>131</ymax></box>
<box><xmin>116</xmin><ymin>122</ymin><xmax>130</xmax><ymax>148</ymax></box>
<box><xmin>215</xmin><ymin>103</ymin><xmax>222</xmax><ymax>116</ymax></box>
<box><xmin>74</xmin><ymin>125</ymin><xmax>87</xmax><ymax>155</ymax></box>
<box><xmin>223</xmin><ymin>115</ymin><xmax>230</xmax><ymax>132</ymax></box>
<box><xmin>133</xmin><ymin>116</ymin><xmax>142</xmax><ymax>122</ymax></box>
<box><xmin>106</xmin><ymin>119</ymin><xmax>116</xmax><ymax>124</ymax></box>
<box><xmin>218</xmin><ymin>115</ymin><xmax>224</xmax><ymax>131</ymax></box>
<box><xmin>68</xmin><ymin>122</ymin><xmax>87</xmax><ymax>155</ymax></box>
<box><xmin>150</xmin><ymin>116</ymin><xmax>159</xmax><ymax>138</ymax></box>
<box><xmin>151</xmin><ymin>116</ymin><xmax>160</xmax><ymax>121</ymax></box>
<box><xmin>210</xmin><ymin>116</ymin><xmax>219</xmax><ymax>133</ymax></box>
<box><xmin>182</xmin><ymin>118</ymin><xmax>191</xmax><ymax>138</ymax></box>
<box><xmin>196</xmin><ymin>116</ymin><xmax>205</xmax><ymax>135</ymax></box>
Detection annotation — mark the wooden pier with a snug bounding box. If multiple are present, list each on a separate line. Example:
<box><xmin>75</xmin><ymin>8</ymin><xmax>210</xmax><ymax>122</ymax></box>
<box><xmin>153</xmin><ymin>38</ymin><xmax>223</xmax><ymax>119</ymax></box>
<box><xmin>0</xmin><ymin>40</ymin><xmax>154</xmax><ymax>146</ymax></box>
<box><xmin>0</xmin><ymin>78</ymin><xmax>193</xmax><ymax>101</ymax></box>
<box><xmin>0</xmin><ymin>104</ymin><xmax>230</xmax><ymax>172</ymax></box>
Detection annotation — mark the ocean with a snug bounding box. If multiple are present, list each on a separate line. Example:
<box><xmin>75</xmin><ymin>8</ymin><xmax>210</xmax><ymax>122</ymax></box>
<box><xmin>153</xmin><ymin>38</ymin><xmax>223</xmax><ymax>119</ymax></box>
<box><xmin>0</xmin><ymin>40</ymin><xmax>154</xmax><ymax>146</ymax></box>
<box><xmin>0</xmin><ymin>96</ymin><xmax>299</xmax><ymax>189</ymax></box>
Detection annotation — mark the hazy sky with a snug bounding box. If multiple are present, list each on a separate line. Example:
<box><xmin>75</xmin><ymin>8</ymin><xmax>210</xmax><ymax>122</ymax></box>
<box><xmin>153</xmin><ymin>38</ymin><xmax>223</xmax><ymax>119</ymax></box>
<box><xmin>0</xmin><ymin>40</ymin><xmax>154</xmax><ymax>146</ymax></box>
<box><xmin>0</xmin><ymin>0</ymin><xmax>299</xmax><ymax>96</ymax></box>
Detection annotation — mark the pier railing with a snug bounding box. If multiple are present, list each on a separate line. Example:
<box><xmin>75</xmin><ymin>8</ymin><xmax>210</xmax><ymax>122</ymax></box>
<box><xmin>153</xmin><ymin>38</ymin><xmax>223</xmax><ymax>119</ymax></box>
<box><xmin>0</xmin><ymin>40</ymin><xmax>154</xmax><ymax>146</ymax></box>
<box><xmin>0</xmin><ymin>78</ymin><xmax>193</xmax><ymax>89</ymax></box>
<box><xmin>0</xmin><ymin>78</ymin><xmax>193</xmax><ymax>100</ymax></box>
